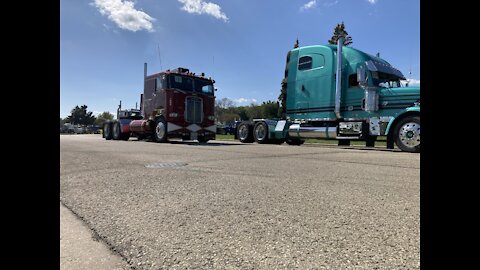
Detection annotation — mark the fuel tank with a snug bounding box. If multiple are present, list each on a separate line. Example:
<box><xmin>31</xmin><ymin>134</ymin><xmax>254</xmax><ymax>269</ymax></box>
<box><xmin>129</xmin><ymin>119</ymin><xmax>152</xmax><ymax>134</ymax></box>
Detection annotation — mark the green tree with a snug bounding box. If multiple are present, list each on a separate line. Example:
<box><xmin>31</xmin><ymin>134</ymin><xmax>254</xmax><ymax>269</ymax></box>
<box><xmin>94</xmin><ymin>111</ymin><xmax>114</xmax><ymax>126</ymax></box>
<box><xmin>328</xmin><ymin>22</ymin><xmax>353</xmax><ymax>46</ymax></box>
<box><xmin>60</xmin><ymin>117</ymin><xmax>65</xmax><ymax>127</ymax></box>
<box><xmin>237</xmin><ymin>106</ymin><xmax>249</xmax><ymax>121</ymax></box>
<box><xmin>260</xmin><ymin>101</ymin><xmax>280</xmax><ymax>119</ymax></box>
<box><xmin>65</xmin><ymin>105</ymin><xmax>96</xmax><ymax>126</ymax></box>
<box><xmin>278</xmin><ymin>78</ymin><xmax>287</xmax><ymax>118</ymax></box>
<box><xmin>215</xmin><ymin>98</ymin><xmax>237</xmax><ymax>124</ymax></box>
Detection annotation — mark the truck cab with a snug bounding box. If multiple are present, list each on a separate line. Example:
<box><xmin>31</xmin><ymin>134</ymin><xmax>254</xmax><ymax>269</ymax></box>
<box><xmin>140</xmin><ymin>68</ymin><xmax>217</xmax><ymax>142</ymax></box>
<box><xmin>236</xmin><ymin>39</ymin><xmax>420</xmax><ymax>152</ymax></box>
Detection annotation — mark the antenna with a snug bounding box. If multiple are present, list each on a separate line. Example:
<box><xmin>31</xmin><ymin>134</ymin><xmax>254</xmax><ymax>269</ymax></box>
<box><xmin>157</xmin><ymin>44</ymin><xmax>162</xmax><ymax>71</ymax></box>
<box><xmin>212</xmin><ymin>55</ymin><xmax>215</xmax><ymax>80</ymax></box>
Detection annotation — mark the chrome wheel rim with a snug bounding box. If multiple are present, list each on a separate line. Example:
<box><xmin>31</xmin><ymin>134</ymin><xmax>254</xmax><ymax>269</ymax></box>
<box><xmin>255</xmin><ymin>124</ymin><xmax>266</xmax><ymax>141</ymax></box>
<box><xmin>399</xmin><ymin>121</ymin><xmax>420</xmax><ymax>147</ymax></box>
<box><xmin>156</xmin><ymin>122</ymin><xmax>166</xmax><ymax>139</ymax></box>
<box><xmin>113</xmin><ymin>123</ymin><xmax>120</xmax><ymax>138</ymax></box>
<box><xmin>238</xmin><ymin>125</ymin><xmax>248</xmax><ymax>140</ymax></box>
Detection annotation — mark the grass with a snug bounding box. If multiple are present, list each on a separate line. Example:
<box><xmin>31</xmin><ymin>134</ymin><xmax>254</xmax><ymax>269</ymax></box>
<box><xmin>216</xmin><ymin>134</ymin><xmax>236</xmax><ymax>140</ymax></box>
<box><xmin>215</xmin><ymin>134</ymin><xmax>388</xmax><ymax>147</ymax></box>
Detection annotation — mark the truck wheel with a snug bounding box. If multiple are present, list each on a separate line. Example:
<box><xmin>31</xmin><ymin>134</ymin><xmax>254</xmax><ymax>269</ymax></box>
<box><xmin>365</xmin><ymin>136</ymin><xmax>376</xmax><ymax>147</ymax></box>
<box><xmin>121</xmin><ymin>132</ymin><xmax>130</xmax><ymax>141</ymax></box>
<box><xmin>104</xmin><ymin>123</ymin><xmax>112</xmax><ymax>140</ymax></box>
<box><xmin>237</xmin><ymin>123</ymin><xmax>254</xmax><ymax>143</ymax></box>
<box><xmin>394</xmin><ymin>116</ymin><xmax>420</xmax><ymax>153</ymax></box>
<box><xmin>112</xmin><ymin>122</ymin><xmax>121</xmax><ymax>140</ymax></box>
<box><xmin>154</xmin><ymin>118</ymin><xmax>168</xmax><ymax>143</ymax></box>
<box><xmin>197</xmin><ymin>136</ymin><xmax>209</xmax><ymax>143</ymax></box>
<box><xmin>286</xmin><ymin>138</ymin><xmax>304</xmax><ymax>145</ymax></box>
<box><xmin>253</xmin><ymin>122</ymin><xmax>269</xmax><ymax>144</ymax></box>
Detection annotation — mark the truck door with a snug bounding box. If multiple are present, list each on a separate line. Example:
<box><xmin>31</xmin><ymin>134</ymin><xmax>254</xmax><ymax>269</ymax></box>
<box><xmin>293</xmin><ymin>52</ymin><xmax>334</xmax><ymax>118</ymax></box>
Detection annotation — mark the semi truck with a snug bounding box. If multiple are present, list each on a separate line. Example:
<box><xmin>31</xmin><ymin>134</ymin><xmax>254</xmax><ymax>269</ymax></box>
<box><xmin>235</xmin><ymin>38</ymin><xmax>420</xmax><ymax>152</ymax></box>
<box><xmin>103</xmin><ymin>65</ymin><xmax>217</xmax><ymax>143</ymax></box>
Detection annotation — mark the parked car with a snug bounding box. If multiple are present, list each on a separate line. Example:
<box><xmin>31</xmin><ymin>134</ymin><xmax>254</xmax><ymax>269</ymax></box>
<box><xmin>224</xmin><ymin>121</ymin><xmax>241</xmax><ymax>135</ymax></box>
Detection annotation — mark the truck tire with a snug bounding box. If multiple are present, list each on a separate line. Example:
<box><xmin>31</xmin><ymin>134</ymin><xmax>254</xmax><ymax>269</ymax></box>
<box><xmin>154</xmin><ymin>118</ymin><xmax>168</xmax><ymax>143</ymax></box>
<box><xmin>338</xmin><ymin>140</ymin><xmax>350</xmax><ymax>146</ymax></box>
<box><xmin>286</xmin><ymin>138</ymin><xmax>304</xmax><ymax>145</ymax></box>
<box><xmin>197</xmin><ymin>136</ymin><xmax>209</xmax><ymax>143</ymax></box>
<box><xmin>121</xmin><ymin>132</ymin><xmax>130</xmax><ymax>141</ymax></box>
<box><xmin>104</xmin><ymin>123</ymin><xmax>112</xmax><ymax>140</ymax></box>
<box><xmin>365</xmin><ymin>136</ymin><xmax>376</xmax><ymax>147</ymax></box>
<box><xmin>253</xmin><ymin>122</ymin><xmax>269</xmax><ymax>144</ymax></box>
<box><xmin>112</xmin><ymin>122</ymin><xmax>121</xmax><ymax>140</ymax></box>
<box><xmin>394</xmin><ymin>116</ymin><xmax>420</xmax><ymax>153</ymax></box>
<box><xmin>237</xmin><ymin>122</ymin><xmax>254</xmax><ymax>143</ymax></box>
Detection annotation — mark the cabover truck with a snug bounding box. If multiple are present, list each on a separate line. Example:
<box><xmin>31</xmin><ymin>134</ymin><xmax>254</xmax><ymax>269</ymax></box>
<box><xmin>103</xmin><ymin>65</ymin><xmax>217</xmax><ymax>143</ymax></box>
<box><xmin>235</xmin><ymin>38</ymin><xmax>420</xmax><ymax>152</ymax></box>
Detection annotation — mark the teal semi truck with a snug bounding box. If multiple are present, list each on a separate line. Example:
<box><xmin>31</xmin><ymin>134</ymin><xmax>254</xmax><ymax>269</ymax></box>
<box><xmin>235</xmin><ymin>38</ymin><xmax>420</xmax><ymax>152</ymax></box>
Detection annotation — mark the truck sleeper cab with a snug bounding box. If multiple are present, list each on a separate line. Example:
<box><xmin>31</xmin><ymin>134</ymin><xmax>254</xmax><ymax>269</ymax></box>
<box><xmin>236</xmin><ymin>38</ymin><xmax>420</xmax><ymax>152</ymax></box>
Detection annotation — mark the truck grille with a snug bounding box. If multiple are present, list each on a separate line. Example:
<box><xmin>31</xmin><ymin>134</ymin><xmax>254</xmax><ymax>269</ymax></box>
<box><xmin>185</xmin><ymin>96</ymin><xmax>203</xmax><ymax>123</ymax></box>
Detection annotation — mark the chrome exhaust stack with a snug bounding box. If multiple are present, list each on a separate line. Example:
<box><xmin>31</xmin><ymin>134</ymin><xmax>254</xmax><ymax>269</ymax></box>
<box><xmin>335</xmin><ymin>37</ymin><xmax>344</xmax><ymax>119</ymax></box>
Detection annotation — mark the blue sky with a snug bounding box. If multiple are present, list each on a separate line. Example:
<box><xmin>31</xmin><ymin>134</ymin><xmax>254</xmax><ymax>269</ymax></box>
<box><xmin>60</xmin><ymin>0</ymin><xmax>420</xmax><ymax>118</ymax></box>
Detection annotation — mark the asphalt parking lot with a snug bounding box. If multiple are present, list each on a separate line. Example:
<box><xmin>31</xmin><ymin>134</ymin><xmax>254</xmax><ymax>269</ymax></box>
<box><xmin>60</xmin><ymin>134</ymin><xmax>420</xmax><ymax>269</ymax></box>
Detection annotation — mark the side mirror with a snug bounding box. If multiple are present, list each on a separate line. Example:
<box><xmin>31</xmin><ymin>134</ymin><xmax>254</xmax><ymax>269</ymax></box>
<box><xmin>357</xmin><ymin>67</ymin><xmax>367</xmax><ymax>86</ymax></box>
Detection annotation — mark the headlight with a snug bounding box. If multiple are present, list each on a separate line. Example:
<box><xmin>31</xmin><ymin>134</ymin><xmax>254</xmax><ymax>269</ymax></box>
<box><xmin>208</xmin><ymin>115</ymin><xmax>215</xmax><ymax>121</ymax></box>
<box><xmin>169</xmin><ymin>112</ymin><xmax>178</xmax><ymax>117</ymax></box>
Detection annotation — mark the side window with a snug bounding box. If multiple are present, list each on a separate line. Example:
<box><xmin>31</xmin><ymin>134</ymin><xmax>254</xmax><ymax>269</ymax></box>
<box><xmin>349</xmin><ymin>74</ymin><xmax>359</xmax><ymax>88</ymax></box>
<box><xmin>314</xmin><ymin>54</ymin><xmax>325</xmax><ymax>68</ymax></box>
<box><xmin>298</xmin><ymin>56</ymin><xmax>312</xmax><ymax>71</ymax></box>
<box><xmin>156</xmin><ymin>75</ymin><xmax>167</xmax><ymax>91</ymax></box>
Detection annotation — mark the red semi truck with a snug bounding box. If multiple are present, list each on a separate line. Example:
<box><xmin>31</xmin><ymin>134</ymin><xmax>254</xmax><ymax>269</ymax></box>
<box><xmin>103</xmin><ymin>64</ymin><xmax>217</xmax><ymax>143</ymax></box>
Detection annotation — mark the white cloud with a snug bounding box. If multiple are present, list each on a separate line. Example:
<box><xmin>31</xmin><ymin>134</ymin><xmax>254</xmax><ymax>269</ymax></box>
<box><xmin>324</xmin><ymin>0</ymin><xmax>339</xmax><ymax>7</ymax></box>
<box><xmin>92</xmin><ymin>0</ymin><xmax>155</xmax><ymax>32</ymax></box>
<box><xmin>401</xmin><ymin>78</ymin><xmax>420</xmax><ymax>87</ymax></box>
<box><xmin>407</xmin><ymin>78</ymin><xmax>420</xmax><ymax>86</ymax></box>
<box><xmin>178</xmin><ymin>0</ymin><xmax>229</xmax><ymax>22</ymax></box>
<box><xmin>300</xmin><ymin>0</ymin><xmax>317</xmax><ymax>11</ymax></box>
<box><xmin>235</xmin><ymin>98</ymin><xmax>257</xmax><ymax>105</ymax></box>
<box><xmin>367</xmin><ymin>0</ymin><xmax>378</xmax><ymax>4</ymax></box>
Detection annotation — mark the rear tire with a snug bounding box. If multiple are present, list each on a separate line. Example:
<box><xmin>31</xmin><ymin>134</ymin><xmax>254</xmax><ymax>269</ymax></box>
<box><xmin>253</xmin><ymin>122</ymin><xmax>269</xmax><ymax>144</ymax></box>
<box><xmin>394</xmin><ymin>116</ymin><xmax>420</xmax><ymax>153</ymax></box>
<box><xmin>104</xmin><ymin>123</ymin><xmax>112</xmax><ymax>140</ymax></box>
<box><xmin>112</xmin><ymin>122</ymin><xmax>121</xmax><ymax>140</ymax></box>
<box><xmin>237</xmin><ymin>122</ymin><xmax>254</xmax><ymax>143</ymax></box>
<box><xmin>154</xmin><ymin>118</ymin><xmax>168</xmax><ymax>143</ymax></box>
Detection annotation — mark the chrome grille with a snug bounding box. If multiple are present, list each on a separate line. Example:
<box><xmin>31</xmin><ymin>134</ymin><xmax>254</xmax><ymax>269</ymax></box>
<box><xmin>185</xmin><ymin>96</ymin><xmax>203</xmax><ymax>123</ymax></box>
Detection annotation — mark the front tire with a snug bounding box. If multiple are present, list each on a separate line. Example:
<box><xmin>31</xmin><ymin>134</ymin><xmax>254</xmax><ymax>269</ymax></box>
<box><xmin>154</xmin><ymin>118</ymin><xmax>168</xmax><ymax>143</ymax></box>
<box><xmin>253</xmin><ymin>122</ymin><xmax>269</xmax><ymax>144</ymax></box>
<box><xmin>394</xmin><ymin>116</ymin><xmax>420</xmax><ymax>153</ymax></box>
<box><xmin>197</xmin><ymin>136</ymin><xmax>209</xmax><ymax>143</ymax></box>
<box><xmin>286</xmin><ymin>138</ymin><xmax>304</xmax><ymax>145</ymax></box>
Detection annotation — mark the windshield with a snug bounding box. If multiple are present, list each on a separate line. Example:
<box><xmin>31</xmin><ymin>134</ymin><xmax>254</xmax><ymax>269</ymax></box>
<box><xmin>168</xmin><ymin>75</ymin><xmax>214</xmax><ymax>95</ymax></box>
<box><xmin>169</xmin><ymin>75</ymin><xmax>194</xmax><ymax>91</ymax></box>
<box><xmin>194</xmin><ymin>79</ymin><xmax>214</xmax><ymax>95</ymax></box>
<box><xmin>370</xmin><ymin>71</ymin><xmax>403</xmax><ymax>88</ymax></box>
